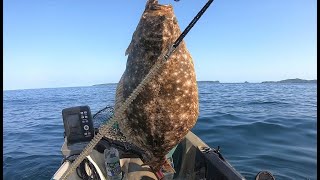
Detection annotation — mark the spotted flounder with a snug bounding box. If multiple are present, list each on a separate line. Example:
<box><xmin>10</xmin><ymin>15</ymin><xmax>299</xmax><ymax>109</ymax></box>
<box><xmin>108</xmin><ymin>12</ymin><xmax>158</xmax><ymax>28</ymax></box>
<box><xmin>114</xmin><ymin>0</ymin><xmax>199</xmax><ymax>171</ymax></box>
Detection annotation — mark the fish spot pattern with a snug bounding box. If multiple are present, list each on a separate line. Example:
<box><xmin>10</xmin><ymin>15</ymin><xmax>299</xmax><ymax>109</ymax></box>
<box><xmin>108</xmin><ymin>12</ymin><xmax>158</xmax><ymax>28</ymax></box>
<box><xmin>114</xmin><ymin>0</ymin><xmax>199</xmax><ymax>171</ymax></box>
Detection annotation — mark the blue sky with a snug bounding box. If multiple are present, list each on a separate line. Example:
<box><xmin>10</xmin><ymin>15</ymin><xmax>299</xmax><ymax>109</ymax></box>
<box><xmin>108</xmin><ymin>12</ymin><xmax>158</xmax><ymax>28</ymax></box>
<box><xmin>4</xmin><ymin>0</ymin><xmax>317</xmax><ymax>90</ymax></box>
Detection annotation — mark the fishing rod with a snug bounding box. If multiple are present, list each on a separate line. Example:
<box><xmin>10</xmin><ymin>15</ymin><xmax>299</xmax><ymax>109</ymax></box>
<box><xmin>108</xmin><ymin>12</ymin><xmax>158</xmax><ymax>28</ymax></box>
<box><xmin>165</xmin><ymin>0</ymin><xmax>214</xmax><ymax>60</ymax></box>
<box><xmin>173</xmin><ymin>0</ymin><xmax>213</xmax><ymax>49</ymax></box>
<box><xmin>61</xmin><ymin>1</ymin><xmax>214</xmax><ymax>179</ymax></box>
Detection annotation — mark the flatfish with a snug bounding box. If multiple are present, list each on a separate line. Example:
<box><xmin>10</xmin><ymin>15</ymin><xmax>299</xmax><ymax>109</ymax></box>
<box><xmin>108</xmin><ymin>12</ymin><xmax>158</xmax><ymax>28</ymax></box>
<box><xmin>114</xmin><ymin>0</ymin><xmax>199</xmax><ymax>171</ymax></box>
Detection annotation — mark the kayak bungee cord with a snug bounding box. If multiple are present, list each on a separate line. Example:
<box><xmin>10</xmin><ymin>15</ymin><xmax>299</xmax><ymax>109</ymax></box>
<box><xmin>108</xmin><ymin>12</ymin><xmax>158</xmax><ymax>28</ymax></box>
<box><xmin>61</xmin><ymin>1</ymin><xmax>213</xmax><ymax>179</ymax></box>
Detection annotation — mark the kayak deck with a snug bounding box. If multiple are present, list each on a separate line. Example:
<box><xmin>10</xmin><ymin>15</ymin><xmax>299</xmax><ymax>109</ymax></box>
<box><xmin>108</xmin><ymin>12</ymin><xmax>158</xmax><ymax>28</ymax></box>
<box><xmin>52</xmin><ymin>150</ymin><xmax>158</xmax><ymax>180</ymax></box>
<box><xmin>52</xmin><ymin>131</ymin><xmax>245</xmax><ymax>180</ymax></box>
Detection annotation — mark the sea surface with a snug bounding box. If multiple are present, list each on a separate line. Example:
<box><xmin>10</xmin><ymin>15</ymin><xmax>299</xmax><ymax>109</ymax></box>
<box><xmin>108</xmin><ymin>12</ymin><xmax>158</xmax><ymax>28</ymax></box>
<box><xmin>3</xmin><ymin>83</ymin><xmax>317</xmax><ymax>179</ymax></box>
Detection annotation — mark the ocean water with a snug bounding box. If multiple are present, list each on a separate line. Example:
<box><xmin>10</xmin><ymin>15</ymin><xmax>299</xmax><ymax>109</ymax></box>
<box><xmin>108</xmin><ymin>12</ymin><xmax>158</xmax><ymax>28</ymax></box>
<box><xmin>3</xmin><ymin>83</ymin><xmax>317</xmax><ymax>179</ymax></box>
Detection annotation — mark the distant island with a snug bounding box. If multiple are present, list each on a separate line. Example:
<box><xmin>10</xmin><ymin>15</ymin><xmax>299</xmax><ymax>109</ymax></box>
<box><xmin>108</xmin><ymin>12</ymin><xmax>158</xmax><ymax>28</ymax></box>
<box><xmin>92</xmin><ymin>78</ymin><xmax>317</xmax><ymax>86</ymax></box>
<box><xmin>197</xmin><ymin>81</ymin><xmax>220</xmax><ymax>83</ymax></box>
<box><xmin>92</xmin><ymin>83</ymin><xmax>117</xmax><ymax>86</ymax></box>
<box><xmin>261</xmin><ymin>78</ymin><xmax>317</xmax><ymax>84</ymax></box>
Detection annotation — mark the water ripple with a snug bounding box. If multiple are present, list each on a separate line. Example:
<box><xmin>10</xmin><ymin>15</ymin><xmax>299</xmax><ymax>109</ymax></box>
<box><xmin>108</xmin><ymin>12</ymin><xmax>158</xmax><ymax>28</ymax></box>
<box><xmin>3</xmin><ymin>83</ymin><xmax>317</xmax><ymax>180</ymax></box>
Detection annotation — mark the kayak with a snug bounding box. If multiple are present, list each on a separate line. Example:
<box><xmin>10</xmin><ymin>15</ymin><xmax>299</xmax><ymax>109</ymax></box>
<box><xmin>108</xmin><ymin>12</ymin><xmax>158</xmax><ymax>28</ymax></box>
<box><xmin>52</xmin><ymin>131</ymin><xmax>246</xmax><ymax>180</ymax></box>
<box><xmin>52</xmin><ymin>105</ymin><xmax>274</xmax><ymax>180</ymax></box>
<box><xmin>52</xmin><ymin>129</ymin><xmax>246</xmax><ymax>179</ymax></box>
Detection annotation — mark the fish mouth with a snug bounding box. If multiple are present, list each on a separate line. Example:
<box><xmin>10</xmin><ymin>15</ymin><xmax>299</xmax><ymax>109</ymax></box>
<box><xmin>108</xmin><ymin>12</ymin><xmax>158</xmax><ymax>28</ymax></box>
<box><xmin>145</xmin><ymin>0</ymin><xmax>172</xmax><ymax>11</ymax></box>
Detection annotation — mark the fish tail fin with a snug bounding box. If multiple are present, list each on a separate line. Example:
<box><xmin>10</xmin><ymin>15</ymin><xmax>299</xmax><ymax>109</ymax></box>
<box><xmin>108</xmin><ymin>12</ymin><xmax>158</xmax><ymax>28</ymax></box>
<box><xmin>162</xmin><ymin>158</ymin><xmax>176</xmax><ymax>174</ymax></box>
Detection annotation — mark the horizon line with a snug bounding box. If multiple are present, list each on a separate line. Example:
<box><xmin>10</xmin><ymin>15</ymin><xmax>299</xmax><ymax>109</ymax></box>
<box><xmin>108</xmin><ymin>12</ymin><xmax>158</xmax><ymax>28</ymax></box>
<box><xmin>3</xmin><ymin>78</ymin><xmax>317</xmax><ymax>91</ymax></box>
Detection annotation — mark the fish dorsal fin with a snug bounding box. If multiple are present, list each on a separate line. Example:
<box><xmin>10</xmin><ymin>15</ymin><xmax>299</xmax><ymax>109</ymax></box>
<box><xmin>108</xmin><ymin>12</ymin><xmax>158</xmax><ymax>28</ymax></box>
<box><xmin>126</xmin><ymin>0</ymin><xmax>157</xmax><ymax>56</ymax></box>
